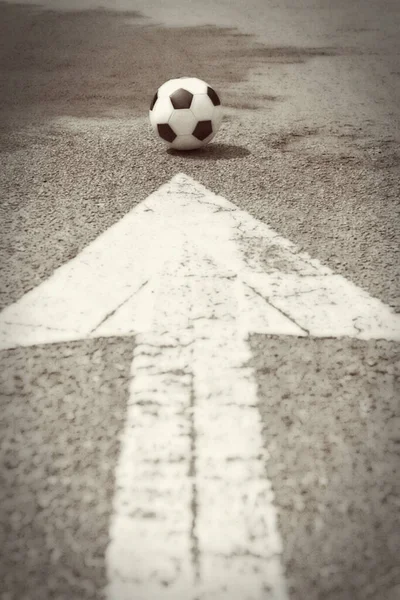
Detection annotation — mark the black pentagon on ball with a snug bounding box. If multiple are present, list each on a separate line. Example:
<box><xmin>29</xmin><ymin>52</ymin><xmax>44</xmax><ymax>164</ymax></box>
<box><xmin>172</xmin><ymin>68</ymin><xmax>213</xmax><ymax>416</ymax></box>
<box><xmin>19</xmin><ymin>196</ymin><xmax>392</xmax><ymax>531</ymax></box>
<box><xmin>150</xmin><ymin>92</ymin><xmax>158</xmax><ymax>111</ymax></box>
<box><xmin>193</xmin><ymin>120</ymin><xmax>213</xmax><ymax>141</ymax></box>
<box><xmin>157</xmin><ymin>123</ymin><xmax>177</xmax><ymax>143</ymax></box>
<box><xmin>207</xmin><ymin>86</ymin><xmax>221</xmax><ymax>106</ymax></box>
<box><xmin>170</xmin><ymin>88</ymin><xmax>194</xmax><ymax>109</ymax></box>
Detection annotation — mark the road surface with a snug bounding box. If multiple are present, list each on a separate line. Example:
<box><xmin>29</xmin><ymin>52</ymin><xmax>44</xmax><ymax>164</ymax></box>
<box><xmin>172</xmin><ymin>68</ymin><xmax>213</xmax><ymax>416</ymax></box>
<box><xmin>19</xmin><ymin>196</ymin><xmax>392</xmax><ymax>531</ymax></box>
<box><xmin>0</xmin><ymin>1</ymin><xmax>399</xmax><ymax>599</ymax></box>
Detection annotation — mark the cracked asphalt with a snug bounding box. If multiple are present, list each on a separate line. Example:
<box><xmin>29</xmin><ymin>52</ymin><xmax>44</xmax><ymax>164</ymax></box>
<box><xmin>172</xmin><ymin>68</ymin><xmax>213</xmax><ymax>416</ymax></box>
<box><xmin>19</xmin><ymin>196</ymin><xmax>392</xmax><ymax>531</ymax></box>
<box><xmin>0</xmin><ymin>0</ymin><xmax>399</xmax><ymax>599</ymax></box>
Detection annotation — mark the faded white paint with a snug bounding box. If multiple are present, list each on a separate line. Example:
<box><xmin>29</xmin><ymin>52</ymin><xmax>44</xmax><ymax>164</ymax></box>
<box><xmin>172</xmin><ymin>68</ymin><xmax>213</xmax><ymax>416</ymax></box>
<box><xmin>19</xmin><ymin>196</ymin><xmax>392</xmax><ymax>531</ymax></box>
<box><xmin>106</xmin><ymin>270</ymin><xmax>289</xmax><ymax>599</ymax></box>
<box><xmin>0</xmin><ymin>173</ymin><xmax>399</xmax><ymax>350</ymax></box>
<box><xmin>1</xmin><ymin>173</ymin><xmax>400</xmax><ymax>598</ymax></box>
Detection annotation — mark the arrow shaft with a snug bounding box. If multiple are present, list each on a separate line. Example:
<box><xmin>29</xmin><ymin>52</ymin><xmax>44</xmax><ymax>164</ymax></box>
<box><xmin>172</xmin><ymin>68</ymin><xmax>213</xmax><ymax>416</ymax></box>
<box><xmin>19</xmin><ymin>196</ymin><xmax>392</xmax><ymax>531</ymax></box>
<box><xmin>105</xmin><ymin>274</ymin><xmax>288</xmax><ymax>599</ymax></box>
<box><xmin>106</xmin><ymin>331</ymin><xmax>195</xmax><ymax>599</ymax></box>
<box><xmin>192</xmin><ymin>326</ymin><xmax>288</xmax><ymax>600</ymax></box>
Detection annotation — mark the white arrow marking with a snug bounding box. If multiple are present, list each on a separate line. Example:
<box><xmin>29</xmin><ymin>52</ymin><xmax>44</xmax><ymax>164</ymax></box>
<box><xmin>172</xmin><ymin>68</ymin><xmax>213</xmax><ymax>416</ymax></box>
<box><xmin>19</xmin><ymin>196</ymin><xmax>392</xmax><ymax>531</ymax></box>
<box><xmin>0</xmin><ymin>174</ymin><xmax>399</xmax><ymax>349</ymax></box>
<box><xmin>1</xmin><ymin>174</ymin><xmax>400</xmax><ymax>599</ymax></box>
<box><xmin>105</xmin><ymin>263</ymin><xmax>290</xmax><ymax>599</ymax></box>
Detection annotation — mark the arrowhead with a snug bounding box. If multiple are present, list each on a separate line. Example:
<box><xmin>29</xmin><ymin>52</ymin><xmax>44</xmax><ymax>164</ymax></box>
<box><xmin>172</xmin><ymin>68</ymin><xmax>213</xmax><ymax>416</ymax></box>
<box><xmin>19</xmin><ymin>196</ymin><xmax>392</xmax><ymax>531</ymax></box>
<box><xmin>0</xmin><ymin>173</ymin><xmax>399</xmax><ymax>350</ymax></box>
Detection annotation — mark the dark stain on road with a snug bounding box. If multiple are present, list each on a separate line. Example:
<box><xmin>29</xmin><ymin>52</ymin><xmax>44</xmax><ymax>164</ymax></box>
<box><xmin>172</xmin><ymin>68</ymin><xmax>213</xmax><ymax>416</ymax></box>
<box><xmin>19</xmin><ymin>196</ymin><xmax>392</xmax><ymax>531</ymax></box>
<box><xmin>0</xmin><ymin>2</ymin><xmax>284</xmax><ymax>135</ymax></box>
<box><xmin>240</xmin><ymin>44</ymin><xmax>341</xmax><ymax>63</ymax></box>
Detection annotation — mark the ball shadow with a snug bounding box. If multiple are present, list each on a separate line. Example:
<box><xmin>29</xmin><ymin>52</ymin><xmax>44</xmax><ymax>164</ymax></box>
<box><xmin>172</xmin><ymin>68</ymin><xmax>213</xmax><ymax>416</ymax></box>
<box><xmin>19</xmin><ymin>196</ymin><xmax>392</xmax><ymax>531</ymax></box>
<box><xmin>167</xmin><ymin>143</ymin><xmax>251</xmax><ymax>160</ymax></box>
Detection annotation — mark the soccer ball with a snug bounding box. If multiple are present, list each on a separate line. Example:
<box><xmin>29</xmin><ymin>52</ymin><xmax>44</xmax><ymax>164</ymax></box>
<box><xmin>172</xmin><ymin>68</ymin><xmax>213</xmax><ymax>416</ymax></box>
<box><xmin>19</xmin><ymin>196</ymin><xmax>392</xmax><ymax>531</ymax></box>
<box><xmin>149</xmin><ymin>77</ymin><xmax>223</xmax><ymax>151</ymax></box>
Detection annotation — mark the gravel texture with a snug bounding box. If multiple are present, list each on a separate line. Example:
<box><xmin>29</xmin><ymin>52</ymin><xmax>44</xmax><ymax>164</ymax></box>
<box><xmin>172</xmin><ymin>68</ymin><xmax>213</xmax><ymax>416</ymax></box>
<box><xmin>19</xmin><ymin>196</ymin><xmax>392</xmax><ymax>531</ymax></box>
<box><xmin>0</xmin><ymin>338</ymin><xmax>133</xmax><ymax>600</ymax></box>
<box><xmin>0</xmin><ymin>1</ymin><xmax>399</xmax><ymax>599</ymax></box>
<box><xmin>251</xmin><ymin>335</ymin><xmax>400</xmax><ymax>600</ymax></box>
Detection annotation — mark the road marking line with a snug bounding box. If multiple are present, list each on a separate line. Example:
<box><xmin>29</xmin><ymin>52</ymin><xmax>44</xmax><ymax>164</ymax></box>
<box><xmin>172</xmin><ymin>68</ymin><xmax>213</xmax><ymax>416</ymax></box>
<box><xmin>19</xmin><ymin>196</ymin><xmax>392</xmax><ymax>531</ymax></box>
<box><xmin>1</xmin><ymin>174</ymin><xmax>399</xmax><ymax>597</ymax></box>
<box><xmin>1</xmin><ymin>173</ymin><xmax>399</xmax><ymax>350</ymax></box>
<box><xmin>106</xmin><ymin>270</ymin><xmax>289</xmax><ymax>599</ymax></box>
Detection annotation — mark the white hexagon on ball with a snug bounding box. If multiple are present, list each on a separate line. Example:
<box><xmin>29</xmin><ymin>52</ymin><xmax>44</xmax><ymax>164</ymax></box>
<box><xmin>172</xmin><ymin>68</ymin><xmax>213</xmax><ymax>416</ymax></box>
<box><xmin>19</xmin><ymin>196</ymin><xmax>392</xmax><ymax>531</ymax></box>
<box><xmin>170</xmin><ymin>135</ymin><xmax>202</xmax><ymax>151</ymax></box>
<box><xmin>169</xmin><ymin>109</ymin><xmax>197</xmax><ymax>136</ymax></box>
<box><xmin>149</xmin><ymin>96</ymin><xmax>174</xmax><ymax>131</ymax></box>
<box><xmin>149</xmin><ymin>76</ymin><xmax>223</xmax><ymax>151</ymax></box>
<box><xmin>157</xmin><ymin>78</ymin><xmax>186</xmax><ymax>98</ymax></box>
<box><xmin>190</xmin><ymin>94</ymin><xmax>215</xmax><ymax>121</ymax></box>
<box><xmin>178</xmin><ymin>77</ymin><xmax>208</xmax><ymax>95</ymax></box>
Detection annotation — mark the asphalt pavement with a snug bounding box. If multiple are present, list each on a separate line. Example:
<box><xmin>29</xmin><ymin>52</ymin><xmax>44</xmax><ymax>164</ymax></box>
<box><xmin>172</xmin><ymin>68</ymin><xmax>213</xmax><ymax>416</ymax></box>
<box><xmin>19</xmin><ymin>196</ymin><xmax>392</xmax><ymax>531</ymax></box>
<box><xmin>0</xmin><ymin>1</ymin><xmax>399</xmax><ymax>599</ymax></box>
